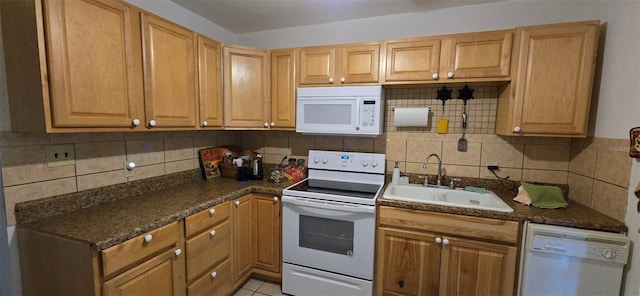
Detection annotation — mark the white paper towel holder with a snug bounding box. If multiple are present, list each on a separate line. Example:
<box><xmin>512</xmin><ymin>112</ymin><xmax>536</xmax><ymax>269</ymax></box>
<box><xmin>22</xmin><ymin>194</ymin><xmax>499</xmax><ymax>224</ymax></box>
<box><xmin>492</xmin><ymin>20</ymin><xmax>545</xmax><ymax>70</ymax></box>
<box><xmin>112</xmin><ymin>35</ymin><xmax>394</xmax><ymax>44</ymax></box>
<box><xmin>392</xmin><ymin>107</ymin><xmax>432</xmax><ymax>127</ymax></box>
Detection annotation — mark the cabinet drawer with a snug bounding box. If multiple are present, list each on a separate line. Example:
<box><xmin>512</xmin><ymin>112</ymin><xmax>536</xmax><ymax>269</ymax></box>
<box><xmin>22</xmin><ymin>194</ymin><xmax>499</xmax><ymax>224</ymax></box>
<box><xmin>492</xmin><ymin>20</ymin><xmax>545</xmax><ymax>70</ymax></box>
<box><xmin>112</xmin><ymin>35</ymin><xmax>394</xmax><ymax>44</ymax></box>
<box><xmin>378</xmin><ymin>206</ymin><xmax>519</xmax><ymax>244</ymax></box>
<box><xmin>102</xmin><ymin>222</ymin><xmax>180</xmax><ymax>278</ymax></box>
<box><xmin>186</xmin><ymin>219</ymin><xmax>231</xmax><ymax>282</ymax></box>
<box><xmin>188</xmin><ymin>258</ymin><xmax>232</xmax><ymax>296</ymax></box>
<box><xmin>185</xmin><ymin>202</ymin><xmax>230</xmax><ymax>237</ymax></box>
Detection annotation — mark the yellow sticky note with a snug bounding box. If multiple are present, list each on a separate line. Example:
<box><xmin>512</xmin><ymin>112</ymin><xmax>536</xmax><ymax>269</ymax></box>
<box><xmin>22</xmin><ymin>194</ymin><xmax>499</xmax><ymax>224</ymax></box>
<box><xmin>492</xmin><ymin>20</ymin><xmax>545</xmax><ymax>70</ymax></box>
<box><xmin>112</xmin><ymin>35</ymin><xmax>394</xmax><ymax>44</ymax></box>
<box><xmin>437</xmin><ymin>119</ymin><xmax>448</xmax><ymax>134</ymax></box>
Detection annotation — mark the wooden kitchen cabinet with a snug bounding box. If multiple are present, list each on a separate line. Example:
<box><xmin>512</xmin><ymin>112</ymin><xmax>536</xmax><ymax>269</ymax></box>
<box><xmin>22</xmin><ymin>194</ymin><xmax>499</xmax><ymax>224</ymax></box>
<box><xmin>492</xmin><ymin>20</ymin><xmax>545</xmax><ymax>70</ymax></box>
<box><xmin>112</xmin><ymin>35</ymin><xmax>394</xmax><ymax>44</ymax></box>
<box><xmin>496</xmin><ymin>20</ymin><xmax>599</xmax><ymax>137</ymax></box>
<box><xmin>252</xmin><ymin>194</ymin><xmax>282</xmax><ymax>273</ymax></box>
<box><xmin>1</xmin><ymin>0</ymin><xmax>146</xmax><ymax>132</ymax></box>
<box><xmin>223</xmin><ymin>45</ymin><xmax>270</xmax><ymax>129</ymax></box>
<box><xmin>299</xmin><ymin>43</ymin><xmax>380</xmax><ymax>85</ymax></box>
<box><xmin>1</xmin><ymin>0</ymin><xmax>206</xmax><ymax>132</ymax></box>
<box><xmin>197</xmin><ymin>35</ymin><xmax>224</xmax><ymax>129</ymax></box>
<box><xmin>185</xmin><ymin>202</ymin><xmax>232</xmax><ymax>295</ymax></box>
<box><xmin>376</xmin><ymin>207</ymin><xmax>519</xmax><ymax>296</ymax></box>
<box><xmin>384</xmin><ymin>30</ymin><xmax>513</xmax><ymax>83</ymax></box>
<box><xmin>231</xmin><ymin>193</ymin><xmax>282</xmax><ymax>289</ymax></box>
<box><xmin>19</xmin><ymin>221</ymin><xmax>185</xmax><ymax>295</ymax></box>
<box><xmin>270</xmin><ymin>48</ymin><xmax>298</xmax><ymax>129</ymax></box>
<box><xmin>141</xmin><ymin>13</ymin><xmax>198</xmax><ymax>129</ymax></box>
<box><xmin>232</xmin><ymin>194</ymin><xmax>254</xmax><ymax>283</ymax></box>
<box><xmin>101</xmin><ymin>222</ymin><xmax>185</xmax><ymax>295</ymax></box>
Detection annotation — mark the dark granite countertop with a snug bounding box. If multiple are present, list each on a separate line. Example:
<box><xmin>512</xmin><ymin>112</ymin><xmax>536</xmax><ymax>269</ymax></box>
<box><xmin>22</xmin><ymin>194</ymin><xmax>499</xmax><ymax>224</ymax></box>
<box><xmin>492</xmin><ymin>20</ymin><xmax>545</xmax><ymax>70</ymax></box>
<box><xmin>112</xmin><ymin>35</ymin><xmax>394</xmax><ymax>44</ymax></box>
<box><xmin>18</xmin><ymin>172</ymin><xmax>294</xmax><ymax>251</ymax></box>
<box><xmin>17</xmin><ymin>171</ymin><xmax>627</xmax><ymax>252</ymax></box>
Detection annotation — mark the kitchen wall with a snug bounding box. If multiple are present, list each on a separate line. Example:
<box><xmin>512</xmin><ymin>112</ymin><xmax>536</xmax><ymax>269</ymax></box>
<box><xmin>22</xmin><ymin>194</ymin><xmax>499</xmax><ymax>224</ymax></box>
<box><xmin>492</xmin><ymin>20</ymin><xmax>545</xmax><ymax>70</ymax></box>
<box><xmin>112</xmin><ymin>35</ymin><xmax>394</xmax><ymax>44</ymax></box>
<box><xmin>237</xmin><ymin>1</ymin><xmax>640</xmax><ymax>294</ymax></box>
<box><xmin>1</xmin><ymin>0</ymin><xmax>638</xmax><ymax>294</ymax></box>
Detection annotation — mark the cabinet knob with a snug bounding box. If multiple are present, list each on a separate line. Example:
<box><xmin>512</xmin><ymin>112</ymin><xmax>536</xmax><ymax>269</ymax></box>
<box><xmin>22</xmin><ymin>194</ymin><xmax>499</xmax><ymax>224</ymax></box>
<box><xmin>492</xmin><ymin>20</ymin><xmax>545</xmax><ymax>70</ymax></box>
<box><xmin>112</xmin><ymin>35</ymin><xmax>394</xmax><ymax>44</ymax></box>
<box><xmin>144</xmin><ymin>234</ymin><xmax>153</xmax><ymax>243</ymax></box>
<box><xmin>174</xmin><ymin>248</ymin><xmax>182</xmax><ymax>256</ymax></box>
<box><xmin>329</xmin><ymin>77</ymin><xmax>334</xmax><ymax>84</ymax></box>
<box><xmin>264</xmin><ymin>122</ymin><xmax>269</xmax><ymax>128</ymax></box>
<box><xmin>443</xmin><ymin>239</ymin><xmax>450</xmax><ymax>246</ymax></box>
<box><xmin>270</xmin><ymin>122</ymin><xmax>275</xmax><ymax>127</ymax></box>
<box><xmin>340</xmin><ymin>77</ymin><xmax>345</xmax><ymax>83</ymax></box>
<box><xmin>234</xmin><ymin>200</ymin><xmax>240</xmax><ymax>206</ymax></box>
<box><xmin>210</xmin><ymin>230</ymin><xmax>216</xmax><ymax>237</ymax></box>
<box><xmin>432</xmin><ymin>73</ymin><xmax>439</xmax><ymax>80</ymax></box>
<box><xmin>209</xmin><ymin>208</ymin><xmax>216</xmax><ymax>215</ymax></box>
<box><xmin>513</xmin><ymin>126</ymin><xmax>521</xmax><ymax>133</ymax></box>
<box><xmin>435</xmin><ymin>237</ymin><xmax>442</xmax><ymax>244</ymax></box>
<box><xmin>273</xmin><ymin>196</ymin><xmax>279</xmax><ymax>202</ymax></box>
<box><xmin>202</xmin><ymin>121</ymin><xmax>208</xmax><ymax>127</ymax></box>
<box><xmin>447</xmin><ymin>71</ymin><xmax>454</xmax><ymax>78</ymax></box>
<box><xmin>148</xmin><ymin>119</ymin><xmax>157</xmax><ymax>127</ymax></box>
<box><xmin>211</xmin><ymin>271</ymin><xmax>217</xmax><ymax>278</ymax></box>
<box><xmin>132</xmin><ymin>118</ymin><xmax>141</xmax><ymax>126</ymax></box>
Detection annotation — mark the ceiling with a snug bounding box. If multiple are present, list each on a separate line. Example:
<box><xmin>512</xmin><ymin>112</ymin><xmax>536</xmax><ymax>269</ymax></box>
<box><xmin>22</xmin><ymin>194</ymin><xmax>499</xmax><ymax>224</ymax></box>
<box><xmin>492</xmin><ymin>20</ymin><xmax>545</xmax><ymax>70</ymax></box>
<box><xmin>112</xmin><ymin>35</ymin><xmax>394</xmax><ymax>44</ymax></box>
<box><xmin>169</xmin><ymin>0</ymin><xmax>503</xmax><ymax>34</ymax></box>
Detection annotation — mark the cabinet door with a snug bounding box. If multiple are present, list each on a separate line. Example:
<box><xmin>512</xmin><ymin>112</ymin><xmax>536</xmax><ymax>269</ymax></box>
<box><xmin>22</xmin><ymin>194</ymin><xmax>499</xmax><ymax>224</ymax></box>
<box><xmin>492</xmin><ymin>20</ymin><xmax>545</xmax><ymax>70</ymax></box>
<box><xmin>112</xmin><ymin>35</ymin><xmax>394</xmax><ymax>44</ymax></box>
<box><xmin>223</xmin><ymin>46</ymin><xmax>269</xmax><ymax>128</ymax></box>
<box><xmin>102</xmin><ymin>247</ymin><xmax>185</xmax><ymax>296</ymax></box>
<box><xmin>338</xmin><ymin>43</ymin><xmax>380</xmax><ymax>84</ymax></box>
<box><xmin>198</xmin><ymin>35</ymin><xmax>223</xmax><ymax>129</ymax></box>
<box><xmin>505</xmin><ymin>21</ymin><xmax>599</xmax><ymax>136</ymax></box>
<box><xmin>270</xmin><ymin>49</ymin><xmax>297</xmax><ymax>129</ymax></box>
<box><xmin>252</xmin><ymin>194</ymin><xmax>281</xmax><ymax>273</ymax></box>
<box><xmin>232</xmin><ymin>195</ymin><xmax>253</xmax><ymax>282</ymax></box>
<box><xmin>299</xmin><ymin>46</ymin><xmax>335</xmax><ymax>85</ymax></box>
<box><xmin>444</xmin><ymin>30</ymin><xmax>513</xmax><ymax>79</ymax></box>
<box><xmin>43</xmin><ymin>0</ymin><xmax>144</xmax><ymax>129</ymax></box>
<box><xmin>376</xmin><ymin>227</ymin><xmax>440</xmax><ymax>296</ymax></box>
<box><xmin>384</xmin><ymin>38</ymin><xmax>441</xmax><ymax>82</ymax></box>
<box><xmin>141</xmin><ymin>13</ymin><xmax>197</xmax><ymax>129</ymax></box>
<box><xmin>439</xmin><ymin>237</ymin><xmax>517</xmax><ymax>296</ymax></box>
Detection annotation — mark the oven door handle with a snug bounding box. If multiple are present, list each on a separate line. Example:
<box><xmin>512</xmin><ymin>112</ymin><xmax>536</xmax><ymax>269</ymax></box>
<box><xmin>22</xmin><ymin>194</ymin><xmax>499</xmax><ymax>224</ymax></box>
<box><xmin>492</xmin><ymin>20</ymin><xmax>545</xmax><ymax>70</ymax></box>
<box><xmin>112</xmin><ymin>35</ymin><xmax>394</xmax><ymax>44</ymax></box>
<box><xmin>282</xmin><ymin>196</ymin><xmax>375</xmax><ymax>214</ymax></box>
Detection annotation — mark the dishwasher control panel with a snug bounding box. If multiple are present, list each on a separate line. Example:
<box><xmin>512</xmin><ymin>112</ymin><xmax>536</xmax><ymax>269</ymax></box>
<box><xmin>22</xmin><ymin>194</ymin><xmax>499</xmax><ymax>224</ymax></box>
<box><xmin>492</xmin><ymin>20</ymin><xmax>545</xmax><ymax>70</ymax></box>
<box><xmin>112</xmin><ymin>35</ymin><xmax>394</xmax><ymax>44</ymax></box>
<box><xmin>527</xmin><ymin>223</ymin><xmax>630</xmax><ymax>265</ymax></box>
<box><xmin>530</xmin><ymin>235</ymin><xmax>629</xmax><ymax>263</ymax></box>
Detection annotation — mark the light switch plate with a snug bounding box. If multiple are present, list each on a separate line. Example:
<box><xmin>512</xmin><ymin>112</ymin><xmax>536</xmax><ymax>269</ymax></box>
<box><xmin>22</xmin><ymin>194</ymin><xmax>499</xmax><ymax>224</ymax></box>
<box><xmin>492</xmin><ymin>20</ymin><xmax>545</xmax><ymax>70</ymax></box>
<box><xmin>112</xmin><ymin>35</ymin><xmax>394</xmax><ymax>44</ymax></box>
<box><xmin>46</xmin><ymin>144</ymin><xmax>75</xmax><ymax>168</ymax></box>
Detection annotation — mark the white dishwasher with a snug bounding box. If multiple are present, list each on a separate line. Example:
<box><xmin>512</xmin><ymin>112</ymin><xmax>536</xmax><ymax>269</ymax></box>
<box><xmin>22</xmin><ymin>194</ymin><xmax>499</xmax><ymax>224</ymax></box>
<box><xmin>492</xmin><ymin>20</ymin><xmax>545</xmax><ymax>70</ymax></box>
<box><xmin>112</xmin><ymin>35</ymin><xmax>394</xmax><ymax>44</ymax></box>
<box><xmin>519</xmin><ymin>222</ymin><xmax>630</xmax><ymax>296</ymax></box>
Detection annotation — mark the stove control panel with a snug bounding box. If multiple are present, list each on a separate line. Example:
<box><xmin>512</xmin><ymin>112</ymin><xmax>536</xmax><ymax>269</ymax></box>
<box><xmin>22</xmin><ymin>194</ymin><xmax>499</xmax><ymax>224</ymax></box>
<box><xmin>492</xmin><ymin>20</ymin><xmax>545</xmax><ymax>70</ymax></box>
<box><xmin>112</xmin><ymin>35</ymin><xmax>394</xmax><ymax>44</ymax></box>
<box><xmin>308</xmin><ymin>150</ymin><xmax>386</xmax><ymax>174</ymax></box>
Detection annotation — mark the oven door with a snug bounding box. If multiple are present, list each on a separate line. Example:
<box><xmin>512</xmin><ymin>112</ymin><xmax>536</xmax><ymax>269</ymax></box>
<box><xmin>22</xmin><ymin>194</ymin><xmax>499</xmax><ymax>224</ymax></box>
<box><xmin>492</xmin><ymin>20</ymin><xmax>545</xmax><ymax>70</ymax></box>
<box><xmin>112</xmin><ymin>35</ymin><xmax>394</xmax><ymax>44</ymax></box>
<box><xmin>282</xmin><ymin>195</ymin><xmax>375</xmax><ymax>280</ymax></box>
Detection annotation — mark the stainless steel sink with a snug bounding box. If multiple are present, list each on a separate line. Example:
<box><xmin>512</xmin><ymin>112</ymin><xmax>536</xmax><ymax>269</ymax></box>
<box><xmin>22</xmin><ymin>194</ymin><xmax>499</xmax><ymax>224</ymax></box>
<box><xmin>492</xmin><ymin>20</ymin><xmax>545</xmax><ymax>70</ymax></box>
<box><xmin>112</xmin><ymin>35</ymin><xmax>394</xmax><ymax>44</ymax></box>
<box><xmin>382</xmin><ymin>184</ymin><xmax>513</xmax><ymax>212</ymax></box>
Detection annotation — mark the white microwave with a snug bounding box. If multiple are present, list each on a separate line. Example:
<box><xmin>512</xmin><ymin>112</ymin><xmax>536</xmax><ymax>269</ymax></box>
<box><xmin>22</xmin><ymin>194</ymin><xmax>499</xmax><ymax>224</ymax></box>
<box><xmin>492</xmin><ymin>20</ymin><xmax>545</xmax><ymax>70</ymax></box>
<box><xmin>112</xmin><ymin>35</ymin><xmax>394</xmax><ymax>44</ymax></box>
<box><xmin>296</xmin><ymin>86</ymin><xmax>384</xmax><ymax>136</ymax></box>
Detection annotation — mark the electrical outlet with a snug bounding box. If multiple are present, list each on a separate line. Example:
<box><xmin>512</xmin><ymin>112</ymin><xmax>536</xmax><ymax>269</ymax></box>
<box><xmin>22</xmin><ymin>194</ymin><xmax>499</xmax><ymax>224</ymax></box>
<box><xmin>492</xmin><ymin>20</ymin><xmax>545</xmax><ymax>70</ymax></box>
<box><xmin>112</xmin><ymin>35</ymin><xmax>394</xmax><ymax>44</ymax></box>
<box><xmin>46</xmin><ymin>144</ymin><xmax>75</xmax><ymax>168</ymax></box>
<box><xmin>485</xmin><ymin>163</ymin><xmax>499</xmax><ymax>178</ymax></box>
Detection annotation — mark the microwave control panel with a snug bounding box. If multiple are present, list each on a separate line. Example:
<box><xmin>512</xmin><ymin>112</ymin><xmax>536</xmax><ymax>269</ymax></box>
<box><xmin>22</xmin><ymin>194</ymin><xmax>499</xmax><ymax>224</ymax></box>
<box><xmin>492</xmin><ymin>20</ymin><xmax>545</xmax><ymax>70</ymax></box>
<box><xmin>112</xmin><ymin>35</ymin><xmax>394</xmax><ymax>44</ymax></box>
<box><xmin>360</xmin><ymin>99</ymin><xmax>380</xmax><ymax>127</ymax></box>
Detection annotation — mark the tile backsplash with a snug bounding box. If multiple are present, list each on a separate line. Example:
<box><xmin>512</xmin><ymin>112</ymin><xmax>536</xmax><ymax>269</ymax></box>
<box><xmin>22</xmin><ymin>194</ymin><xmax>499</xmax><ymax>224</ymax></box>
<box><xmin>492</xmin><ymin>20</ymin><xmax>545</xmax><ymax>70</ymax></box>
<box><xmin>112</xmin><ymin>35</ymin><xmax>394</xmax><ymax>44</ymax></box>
<box><xmin>0</xmin><ymin>87</ymin><xmax>633</xmax><ymax>224</ymax></box>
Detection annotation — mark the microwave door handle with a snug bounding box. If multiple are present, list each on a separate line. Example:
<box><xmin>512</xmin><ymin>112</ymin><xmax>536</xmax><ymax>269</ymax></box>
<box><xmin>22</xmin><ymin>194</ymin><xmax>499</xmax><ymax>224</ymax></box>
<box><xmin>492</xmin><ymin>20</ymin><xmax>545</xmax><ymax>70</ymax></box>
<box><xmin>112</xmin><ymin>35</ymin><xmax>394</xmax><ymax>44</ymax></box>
<box><xmin>355</xmin><ymin>101</ymin><xmax>360</xmax><ymax>131</ymax></box>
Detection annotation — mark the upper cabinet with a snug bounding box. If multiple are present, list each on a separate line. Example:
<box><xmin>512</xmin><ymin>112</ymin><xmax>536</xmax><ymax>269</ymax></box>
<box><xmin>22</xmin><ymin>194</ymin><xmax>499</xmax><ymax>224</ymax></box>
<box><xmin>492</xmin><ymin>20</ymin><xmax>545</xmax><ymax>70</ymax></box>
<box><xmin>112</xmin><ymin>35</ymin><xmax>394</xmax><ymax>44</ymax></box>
<box><xmin>198</xmin><ymin>35</ymin><xmax>224</xmax><ymax>129</ymax></box>
<box><xmin>270</xmin><ymin>49</ymin><xmax>297</xmax><ymax>130</ymax></box>
<box><xmin>1</xmin><ymin>0</ymin><xmax>203</xmax><ymax>132</ymax></box>
<box><xmin>496</xmin><ymin>21</ymin><xmax>599</xmax><ymax>137</ymax></box>
<box><xmin>44</xmin><ymin>0</ymin><xmax>145</xmax><ymax>129</ymax></box>
<box><xmin>223</xmin><ymin>45</ymin><xmax>270</xmax><ymax>129</ymax></box>
<box><xmin>1</xmin><ymin>0</ymin><xmax>147</xmax><ymax>132</ymax></box>
<box><xmin>141</xmin><ymin>13</ymin><xmax>198</xmax><ymax>129</ymax></box>
<box><xmin>299</xmin><ymin>43</ymin><xmax>380</xmax><ymax>85</ymax></box>
<box><xmin>384</xmin><ymin>30</ymin><xmax>513</xmax><ymax>84</ymax></box>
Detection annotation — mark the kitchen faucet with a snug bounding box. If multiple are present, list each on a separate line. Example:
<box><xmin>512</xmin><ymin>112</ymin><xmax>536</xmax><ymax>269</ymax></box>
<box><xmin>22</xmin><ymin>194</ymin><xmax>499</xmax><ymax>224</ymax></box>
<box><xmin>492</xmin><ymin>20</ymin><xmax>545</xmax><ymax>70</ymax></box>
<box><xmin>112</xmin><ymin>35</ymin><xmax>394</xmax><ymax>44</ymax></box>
<box><xmin>422</xmin><ymin>153</ymin><xmax>443</xmax><ymax>187</ymax></box>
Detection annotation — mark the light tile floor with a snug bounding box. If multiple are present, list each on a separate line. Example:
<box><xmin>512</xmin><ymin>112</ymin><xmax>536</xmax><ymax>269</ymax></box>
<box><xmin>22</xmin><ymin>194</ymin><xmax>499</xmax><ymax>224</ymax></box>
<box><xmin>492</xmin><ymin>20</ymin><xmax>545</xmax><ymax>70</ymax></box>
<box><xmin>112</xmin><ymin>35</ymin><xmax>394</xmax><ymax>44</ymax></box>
<box><xmin>232</xmin><ymin>279</ymin><xmax>285</xmax><ymax>296</ymax></box>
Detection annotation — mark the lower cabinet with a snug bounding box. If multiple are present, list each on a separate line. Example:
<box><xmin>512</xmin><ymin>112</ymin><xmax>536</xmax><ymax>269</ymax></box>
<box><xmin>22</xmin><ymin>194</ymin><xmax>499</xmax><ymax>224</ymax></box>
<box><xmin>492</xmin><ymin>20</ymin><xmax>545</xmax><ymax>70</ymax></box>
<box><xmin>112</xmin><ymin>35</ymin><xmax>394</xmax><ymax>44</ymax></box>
<box><xmin>185</xmin><ymin>202</ymin><xmax>232</xmax><ymax>295</ymax></box>
<box><xmin>376</xmin><ymin>207</ymin><xmax>519</xmax><ymax>296</ymax></box>
<box><xmin>232</xmin><ymin>193</ymin><xmax>282</xmax><ymax>287</ymax></box>
<box><xmin>18</xmin><ymin>194</ymin><xmax>281</xmax><ymax>296</ymax></box>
